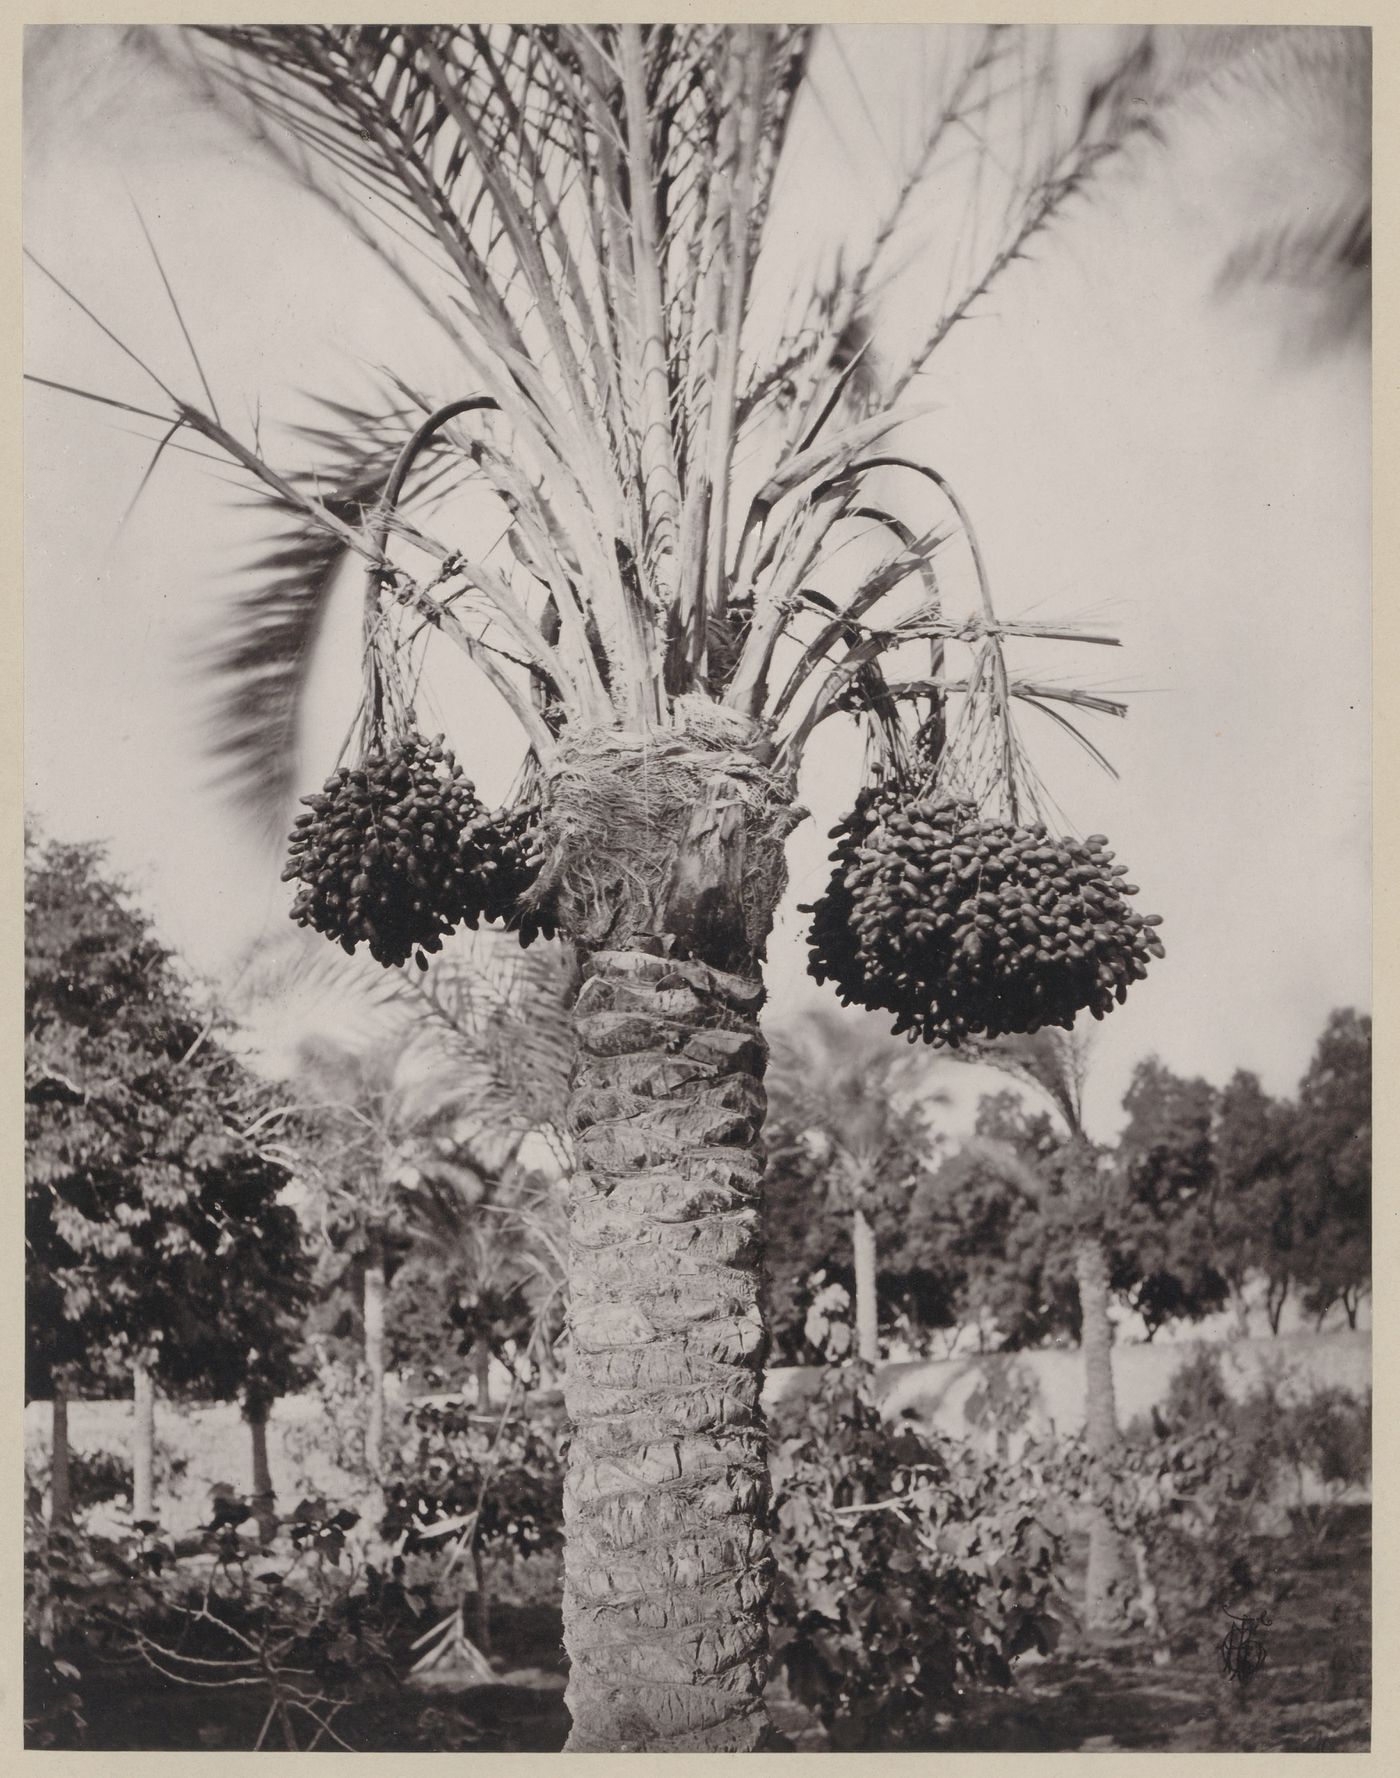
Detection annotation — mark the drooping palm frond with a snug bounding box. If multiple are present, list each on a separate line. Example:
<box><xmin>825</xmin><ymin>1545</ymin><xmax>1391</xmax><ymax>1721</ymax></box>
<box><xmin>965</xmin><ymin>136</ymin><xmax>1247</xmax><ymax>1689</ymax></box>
<box><xmin>767</xmin><ymin>1003</ymin><xmax>942</xmax><ymax>1175</ymax></box>
<box><xmin>228</xmin><ymin>917</ymin><xmax>576</xmax><ymax>1171</ymax></box>
<box><xmin>955</xmin><ymin>1026</ymin><xmax>1092</xmax><ymax>1137</ymax></box>
<box><xmin>1123</xmin><ymin>25</ymin><xmax>1370</xmax><ymax>354</ymax></box>
<box><xmin>384</xmin><ymin>937</ymin><xmax>577</xmax><ymax>1166</ymax></box>
<box><xmin>191</xmin><ymin>402</ymin><xmax>416</xmax><ymax>835</ymax></box>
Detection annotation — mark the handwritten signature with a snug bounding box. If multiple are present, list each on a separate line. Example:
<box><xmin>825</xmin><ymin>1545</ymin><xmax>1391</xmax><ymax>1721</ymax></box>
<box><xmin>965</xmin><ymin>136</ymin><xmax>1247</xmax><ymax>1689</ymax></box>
<box><xmin>1220</xmin><ymin>1609</ymin><xmax>1272</xmax><ymax>1683</ymax></box>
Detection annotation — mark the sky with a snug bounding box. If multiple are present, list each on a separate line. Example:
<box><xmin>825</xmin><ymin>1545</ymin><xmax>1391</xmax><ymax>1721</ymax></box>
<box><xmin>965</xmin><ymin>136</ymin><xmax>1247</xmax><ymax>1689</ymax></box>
<box><xmin>22</xmin><ymin>25</ymin><xmax>1370</xmax><ymax>1142</ymax></box>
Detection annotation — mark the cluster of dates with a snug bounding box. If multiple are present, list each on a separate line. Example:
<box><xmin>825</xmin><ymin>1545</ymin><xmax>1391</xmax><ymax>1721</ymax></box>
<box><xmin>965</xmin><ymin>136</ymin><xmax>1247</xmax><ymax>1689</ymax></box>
<box><xmin>804</xmin><ymin>784</ymin><xmax>1164</xmax><ymax>1047</ymax></box>
<box><xmin>283</xmin><ymin>729</ymin><xmax>551</xmax><ymax>968</ymax></box>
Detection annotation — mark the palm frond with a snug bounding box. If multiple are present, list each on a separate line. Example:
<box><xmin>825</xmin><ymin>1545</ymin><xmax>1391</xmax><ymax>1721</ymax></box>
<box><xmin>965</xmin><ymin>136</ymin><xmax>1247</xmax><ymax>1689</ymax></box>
<box><xmin>35</xmin><ymin>20</ymin><xmax>1168</xmax><ymax>839</ymax></box>
<box><xmin>956</xmin><ymin>1027</ymin><xmax>1092</xmax><ymax>1135</ymax></box>
<box><xmin>189</xmin><ymin>399</ymin><xmax>433</xmax><ymax>839</ymax></box>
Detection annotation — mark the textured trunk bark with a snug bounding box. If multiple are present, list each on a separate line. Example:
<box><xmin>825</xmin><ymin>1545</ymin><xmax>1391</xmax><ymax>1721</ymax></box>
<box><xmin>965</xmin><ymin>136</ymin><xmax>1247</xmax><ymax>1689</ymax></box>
<box><xmin>562</xmin><ymin>947</ymin><xmax>772</xmax><ymax>1751</ymax></box>
<box><xmin>364</xmin><ymin>1232</ymin><xmax>386</xmax><ymax>1477</ymax></box>
<box><xmin>50</xmin><ymin>1376</ymin><xmax>72</xmax><ymax>1528</ymax></box>
<box><xmin>1075</xmin><ymin>1235</ymin><xmax>1126</xmax><ymax>1630</ymax></box>
<box><xmin>132</xmin><ymin>1355</ymin><xmax>156</xmax><ymax>1525</ymax></box>
<box><xmin>248</xmin><ymin>1401</ymin><xmax>277</xmax><ymax>1544</ymax></box>
<box><xmin>851</xmin><ymin>1204</ymin><xmax>879</xmax><ymax>1366</ymax></box>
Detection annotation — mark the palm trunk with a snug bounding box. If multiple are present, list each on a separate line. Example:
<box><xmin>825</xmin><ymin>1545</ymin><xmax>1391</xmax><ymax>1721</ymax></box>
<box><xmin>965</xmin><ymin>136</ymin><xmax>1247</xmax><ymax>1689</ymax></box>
<box><xmin>132</xmin><ymin>1353</ymin><xmax>156</xmax><ymax>1525</ymax></box>
<box><xmin>247</xmin><ymin>1398</ymin><xmax>277</xmax><ymax>1544</ymax></box>
<box><xmin>1075</xmin><ymin>1235</ymin><xmax>1126</xmax><ymax>1631</ymax></box>
<box><xmin>851</xmin><ymin>1203</ymin><xmax>879</xmax><ymax>1366</ymax></box>
<box><xmin>563</xmin><ymin>947</ymin><xmax>772</xmax><ymax>1751</ymax></box>
<box><xmin>50</xmin><ymin>1373</ymin><xmax>72</xmax><ymax>1528</ymax></box>
<box><xmin>364</xmin><ymin>1230</ymin><xmax>386</xmax><ymax>1477</ymax></box>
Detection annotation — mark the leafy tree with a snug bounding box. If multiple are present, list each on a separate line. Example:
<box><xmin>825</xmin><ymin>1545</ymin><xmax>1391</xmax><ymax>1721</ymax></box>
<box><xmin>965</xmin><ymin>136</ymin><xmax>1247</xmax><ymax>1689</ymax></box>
<box><xmin>1207</xmin><ymin>1070</ymin><xmax>1293</xmax><ymax>1334</ymax></box>
<box><xmin>26</xmin><ymin>834</ymin><xmax>312</xmax><ymax>1525</ymax></box>
<box><xmin>905</xmin><ymin>1092</ymin><xmax>1082</xmax><ymax>1353</ymax></box>
<box><xmin>1289</xmin><ymin>1009</ymin><xmax>1370</xmax><ymax>1328</ymax></box>
<box><xmin>761</xmin><ymin>1131</ymin><xmax>857</xmax><ymax>1364</ymax></box>
<box><xmin>1112</xmin><ymin>1058</ymin><xmax>1229</xmax><ymax>1339</ymax></box>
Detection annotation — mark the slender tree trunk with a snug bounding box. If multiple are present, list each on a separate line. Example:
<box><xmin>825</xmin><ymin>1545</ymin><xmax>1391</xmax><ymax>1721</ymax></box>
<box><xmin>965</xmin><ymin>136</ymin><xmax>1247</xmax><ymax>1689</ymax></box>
<box><xmin>473</xmin><ymin>1342</ymin><xmax>492</xmax><ymax>1415</ymax></box>
<box><xmin>472</xmin><ymin>1544</ymin><xmax>493</xmax><ymax>1657</ymax></box>
<box><xmin>563</xmin><ymin>947</ymin><xmax>772</xmax><ymax>1751</ymax></box>
<box><xmin>1267</xmin><ymin>1275</ymin><xmax>1289</xmax><ymax>1335</ymax></box>
<box><xmin>1230</xmin><ymin>1279</ymin><xmax>1251</xmax><ymax>1339</ymax></box>
<box><xmin>851</xmin><ymin>1203</ymin><xmax>879</xmax><ymax>1366</ymax></box>
<box><xmin>364</xmin><ymin>1229</ymin><xmax>386</xmax><ymax>1477</ymax></box>
<box><xmin>1131</xmin><ymin>1534</ymin><xmax>1168</xmax><ymax>1660</ymax></box>
<box><xmin>247</xmin><ymin>1398</ymin><xmax>277</xmax><ymax>1544</ymax></box>
<box><xmin>132</xmin><ymin>1354</ymin><xmax>156</xmax><ymax>1525</ymax></box>
<box><xmin>50</xmin><ymin>1373</ymin><xmax>72</xmax><ymax>1528</ymax></box>
<box><xmin>1075</xmin><ymin>1235</ymin><xmax>1126</xmax><ymax>1631</ymax></box>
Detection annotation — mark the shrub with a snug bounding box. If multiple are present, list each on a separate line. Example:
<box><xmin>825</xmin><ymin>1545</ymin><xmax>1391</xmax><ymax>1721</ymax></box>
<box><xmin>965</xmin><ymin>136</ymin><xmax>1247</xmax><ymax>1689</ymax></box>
<box><xmin>768</xmin><ymin>1367</ymin><xmax>1069</xmax><ymax>1749</ymax></box>
<box><xmin>26</xmin><ymin>1442</ymin><xmax>192</xmax><ymax>1520</ymax></box>
<box><xmin>381</xmin><ymin>1392</ymin><xmax>566</xmax><ymax>1562</ymax></box>
<box><xmin>1106</xmin><ymin>1353</ymin><xmax>1371</xmax><ymax>1631</ymax></box>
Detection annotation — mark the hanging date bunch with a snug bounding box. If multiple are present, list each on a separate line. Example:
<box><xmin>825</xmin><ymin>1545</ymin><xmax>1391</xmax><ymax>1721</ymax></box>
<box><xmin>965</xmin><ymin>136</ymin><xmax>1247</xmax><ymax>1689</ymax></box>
<box><xmin>283</xmin><ymin>726</ymin><xmax>552</xmax><ymax>969</ymax></box>
<box><xmin>805</xmin><ymin>780</ymin><xmax>1164</xmax><ymax>1047</ymax></box>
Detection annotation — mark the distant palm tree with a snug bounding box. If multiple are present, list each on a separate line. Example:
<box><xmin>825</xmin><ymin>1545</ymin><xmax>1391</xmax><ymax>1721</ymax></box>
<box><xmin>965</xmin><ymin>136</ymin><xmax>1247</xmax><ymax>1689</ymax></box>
<box><xmin>768</xmin><ymin>1007</ymin><xmax>940</xmax><ymax>1365</ymax></box>
<box><xmin>288</xmin><ymin>1033</ymin><xmax>481</xmax><ymax>1477</ymax></box>
<box><xmin>949</xmin><ymin>1028</ymin><xmax>1134</xmax><ymax>1631</ymax></box>
<box><xmin>28</xmin><ymin>23</ymin><xmax>1183</xmax><ymax>1747</ymax></box>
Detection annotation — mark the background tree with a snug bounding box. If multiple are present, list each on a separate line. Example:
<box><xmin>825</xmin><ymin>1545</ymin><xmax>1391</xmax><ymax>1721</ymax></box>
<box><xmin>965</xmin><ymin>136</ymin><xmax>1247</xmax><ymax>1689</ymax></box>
<box><xmin>284</xmin><ymin>1034</ymin><xmax>473</xmax><ymax>1479</ymax></box>
<box><xmin>1145</xmin><ymin>26</ymin><xmax>1370</xmax><ymax>355</ymax></box>
<box><xmin>766</xmin><ymin>1008</ymin><xmax>939</xmax><ymax>1364</ymax></box>
<box><xmin>26</xmin><ymin>834</ymin><xmax>312</xmax><ymax>1526</ymax></box>
<box><xmin>1112</xmin><ymin>1059</ymin><xmax>1228</xmax><ymax>1340</ymax></box>
<box><xmin>1207</xmin><ymin>1069</ymin><xmax>1293</xmax><ymax>1335</ymax></box>
<box><xmin>905</xmin><ymin>1091</ymin><xmax>1081</xmax><ymax>1353</ymax></box>
<box><xmin>386</xmin><ymin>1167</ymin><xmax>568</xmax><ymax>1406</ymax></box>
<box><xmin>939</xmin><ymin>1030</ymin><xmax>1137</xmax><ymax>1630</ymax></box>
<box><xmin>1289</xmin><ymin>1009</ymin><xmax>1371</xmax><ymax>1329</ymax></box>
<box><xmin>176</xmin><ymin>1143</ymin><xmax>315</xmax><ymax>1541</ymax></box>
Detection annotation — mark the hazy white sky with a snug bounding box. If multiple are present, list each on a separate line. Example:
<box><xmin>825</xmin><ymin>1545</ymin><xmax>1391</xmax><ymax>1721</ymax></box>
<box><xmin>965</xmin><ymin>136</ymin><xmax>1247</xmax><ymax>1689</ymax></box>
<box><xmin>23</xmin><ymin>25</ymin><xmax>1369</xmax><ymax>1138</ymax></box>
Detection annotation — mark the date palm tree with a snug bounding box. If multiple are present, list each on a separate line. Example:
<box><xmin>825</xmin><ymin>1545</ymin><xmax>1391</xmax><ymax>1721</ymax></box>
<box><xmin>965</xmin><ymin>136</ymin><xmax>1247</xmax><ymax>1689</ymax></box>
<box><xmin>28</xmin><ymin>23</ymin><xmax>1170</xmax><ymax>1748</ymax></box>
<box><xmin>287</xmin><ymin>1033</ymin><xmax>474</xmax><ymax>1478</ymax></box>
<box><xmin>768</xmin><ymin>1006</ymin><xmax>941</xmax><ymax>1365</ymax></box>
<box><xmin>952</xmin><ymin>1027</ymin><xmax>1140</xmax><ymax>1632</ymax></box>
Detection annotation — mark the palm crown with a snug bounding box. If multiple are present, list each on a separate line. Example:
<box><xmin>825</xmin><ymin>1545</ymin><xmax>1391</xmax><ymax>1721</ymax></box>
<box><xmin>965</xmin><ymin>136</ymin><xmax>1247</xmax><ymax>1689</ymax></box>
<box><xmin>35</xmin><ymin>25</ymin><xmax>1159</xmax><ymax>865</ymax></box>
